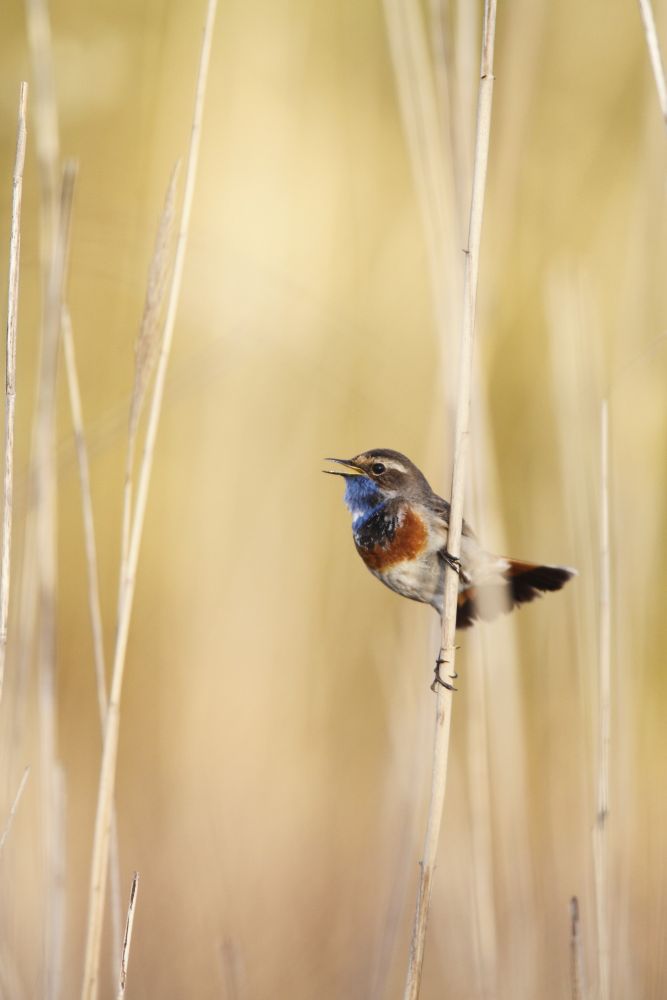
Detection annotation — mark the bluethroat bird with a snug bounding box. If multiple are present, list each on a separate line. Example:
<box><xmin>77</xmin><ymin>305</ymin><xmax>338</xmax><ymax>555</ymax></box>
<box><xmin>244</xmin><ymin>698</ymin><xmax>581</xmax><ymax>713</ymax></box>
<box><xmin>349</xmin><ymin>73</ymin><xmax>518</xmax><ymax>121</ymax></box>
<box><xmin>325</xmin><ymin>449</ymin><xmax>575</xmax><ymax>687</ymax></box>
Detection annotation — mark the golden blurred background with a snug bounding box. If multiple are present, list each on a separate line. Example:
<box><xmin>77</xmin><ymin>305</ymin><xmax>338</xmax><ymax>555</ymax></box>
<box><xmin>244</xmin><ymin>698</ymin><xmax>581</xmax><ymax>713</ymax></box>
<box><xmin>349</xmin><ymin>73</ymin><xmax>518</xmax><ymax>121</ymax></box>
<box><xmin>1</xmin><ymin>0</ymin><xmax>666</xmax><ymax>997</ymax></box>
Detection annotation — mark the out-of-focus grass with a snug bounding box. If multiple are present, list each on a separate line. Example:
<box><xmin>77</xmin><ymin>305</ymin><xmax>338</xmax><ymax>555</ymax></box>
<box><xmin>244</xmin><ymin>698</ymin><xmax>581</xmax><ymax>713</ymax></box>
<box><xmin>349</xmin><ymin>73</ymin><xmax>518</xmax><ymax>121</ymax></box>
<box><xmin>0</xmin><ymin>1</ymin><xmax>666</xmax><ymax>997</ymax></box>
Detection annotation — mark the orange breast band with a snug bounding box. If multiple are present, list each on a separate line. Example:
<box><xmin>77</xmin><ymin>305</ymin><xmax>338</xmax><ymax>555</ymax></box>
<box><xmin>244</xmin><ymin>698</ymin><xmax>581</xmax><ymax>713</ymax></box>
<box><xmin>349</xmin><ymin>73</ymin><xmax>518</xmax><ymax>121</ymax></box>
<box><xmin>357</xmin><ymin>508</ymin><xmax>428</xmax><ymax>571</ymax></box>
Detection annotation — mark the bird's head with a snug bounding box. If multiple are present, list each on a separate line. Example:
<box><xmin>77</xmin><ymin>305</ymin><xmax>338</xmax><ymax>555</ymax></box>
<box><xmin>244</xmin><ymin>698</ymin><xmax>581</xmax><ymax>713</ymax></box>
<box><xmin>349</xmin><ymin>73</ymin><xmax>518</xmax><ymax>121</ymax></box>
<box><xmin>324</xmin><ymin>448</ymin><xmax>432</xmax><ymax>522</ymax></box>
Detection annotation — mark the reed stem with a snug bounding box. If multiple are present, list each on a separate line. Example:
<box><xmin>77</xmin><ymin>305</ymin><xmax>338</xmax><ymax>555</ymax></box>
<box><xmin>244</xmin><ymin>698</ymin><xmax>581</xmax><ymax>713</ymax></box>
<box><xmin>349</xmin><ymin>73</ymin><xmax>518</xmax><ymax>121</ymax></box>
<box><xmin>0</xmin><ymin>82</ymin><xmax>28</xmax><ymax>705</ymax></box>
<box><xmin>403</xmin><ymin>3</ymin><xmax>498</xmax><ymax>996</ymax></box>
<box><xmin>80</xmin><ymin>3</ymin><xmax>218</xmax><ymax>996</ymax></box>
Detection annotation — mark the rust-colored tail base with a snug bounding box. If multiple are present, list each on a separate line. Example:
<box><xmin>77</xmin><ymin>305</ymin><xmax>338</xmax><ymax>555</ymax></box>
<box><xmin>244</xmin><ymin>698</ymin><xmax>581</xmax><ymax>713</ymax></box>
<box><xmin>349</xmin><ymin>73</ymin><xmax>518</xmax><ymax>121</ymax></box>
<box><xmin>456</xmin><ymin>560</ymin><xmax>575</xmax><ymax>629</ymax></box>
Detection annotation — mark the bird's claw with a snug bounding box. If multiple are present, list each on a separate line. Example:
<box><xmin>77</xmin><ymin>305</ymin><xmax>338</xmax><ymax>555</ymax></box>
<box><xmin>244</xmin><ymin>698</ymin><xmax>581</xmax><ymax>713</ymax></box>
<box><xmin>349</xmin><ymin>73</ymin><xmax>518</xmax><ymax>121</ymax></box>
<box><xmin>443</xmin><ymin>551</ymin><xmax>462</xmax><ymax>575</ymax></box>
<box><xmin>432</xmin><ymin>653</ymin><xmax>458</xmax><ymax>693</ymax></box>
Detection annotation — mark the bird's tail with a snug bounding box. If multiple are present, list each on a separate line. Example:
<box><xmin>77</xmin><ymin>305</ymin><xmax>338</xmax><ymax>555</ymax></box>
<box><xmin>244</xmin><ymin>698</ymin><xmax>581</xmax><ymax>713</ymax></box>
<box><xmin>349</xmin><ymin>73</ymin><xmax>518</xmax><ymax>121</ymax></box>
<box><xmin>456</xmin><ymin>559</ymin><xmax>576</xmax><ymax>629</ymax></box>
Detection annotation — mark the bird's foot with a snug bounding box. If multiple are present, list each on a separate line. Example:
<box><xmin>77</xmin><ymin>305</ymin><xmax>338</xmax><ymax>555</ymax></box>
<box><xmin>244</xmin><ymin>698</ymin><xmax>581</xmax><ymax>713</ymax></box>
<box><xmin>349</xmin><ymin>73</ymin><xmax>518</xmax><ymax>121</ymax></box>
<box><xmin>431</xmin><ymin>652</ymin><xmax>458</xmax><ymax>693</ymax></box>
<box><xmin>443</xmin><ymin>551</ymin><xmax>462</xmax><ymax>575</ymax></box>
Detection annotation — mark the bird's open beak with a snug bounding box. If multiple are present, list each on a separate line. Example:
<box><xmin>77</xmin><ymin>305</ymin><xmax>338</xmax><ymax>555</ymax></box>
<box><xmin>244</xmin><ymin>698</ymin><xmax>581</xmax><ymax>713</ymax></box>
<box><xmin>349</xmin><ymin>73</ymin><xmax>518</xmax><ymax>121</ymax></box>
<box><xmin>323</xmin><ymin>457</ymin><xmax>365</xmax><ymax>476</ymax></box>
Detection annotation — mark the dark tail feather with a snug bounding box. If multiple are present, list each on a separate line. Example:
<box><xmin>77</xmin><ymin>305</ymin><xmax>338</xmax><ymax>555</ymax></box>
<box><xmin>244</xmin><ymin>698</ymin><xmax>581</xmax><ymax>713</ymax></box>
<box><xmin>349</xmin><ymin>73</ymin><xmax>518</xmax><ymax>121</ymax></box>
<box><xmin>506</xmin><ymin>560</ymin><xmax>576</xmax><ymax>604</ymax></box>
<box><xmin>456</xmin><ymin>587</ymin><xmax>480</xmax><ymax>629</ymax></box>
<box><xmin>456</xmin><ymin>560</ymin><xmax>576</xmax><ymax>629</ymax></box>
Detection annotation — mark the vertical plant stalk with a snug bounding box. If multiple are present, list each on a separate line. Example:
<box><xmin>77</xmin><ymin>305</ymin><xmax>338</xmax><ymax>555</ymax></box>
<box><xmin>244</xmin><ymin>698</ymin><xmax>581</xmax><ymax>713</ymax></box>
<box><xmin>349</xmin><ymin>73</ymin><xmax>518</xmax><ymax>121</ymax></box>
<box><xmin>569</xmin><ymin>896</ymin><xmax>588</xmax><ymax>1000</ymax></box>
<box><xmin>0</xmin><ymin>766</ymin><xmax>30</xmax><ymax>856</ymax></box>
<box><xmin>0</xmin><ymin>82</ymin><xmax>28</xmax><ymax>704</ymax></box>
<box><xmin>381</xmin><ymin>0</ymin><xmax>459</xmax><ymax>370</ymax></box>
<box><xmin>28</xmin><ymin>0</ymin><xmax>125</xmax><ymax>957</ymax></box>
<box><xmin>593</xmin><ymin>400</ymin><xmax>611</xmax><ymax>1000</ymax></box>
<box><xmin>218</xmin><ymin>937</ymin><xmax>245</xmax><ymax>999</ymax></box>
<box><xmin>116</xmin><ymin>872</ymin><xmax>139</xmax><ymax>1000</ymax></box>
<box><xmin>38</xmin><ymin>161</ymin><xmax>77</xmax><ymax>1000</ymax></box>
<box><xmin>23</xmin><ymin>8</ymin><xmax>64</xmax><ymax>993</ymax></box>
<box><xmin>25</xmin><ymin>0</ymin><xmax>60</xmax><ymax>262</ymax></box>
<box><xmin>61</xmin><ymin>304</ymin><xmax>124</xmax><ymax>962</ymax></box>
<box><xmin>403</xmin><ymin>3</ymin><xmax>498</xmax><ymax>998</ymax></box>
<box><xmin>637</xmin><ymin>0</ymin><xmax>667</xmax><ymax>127</ymax></box>
<box><xmin>120</xmin><ymin>161</ymin><xmax>180</xmax><ymax>597</ymax></box>
<box><xmin>61</xmin><ymin>307</ymin><xmax>107</xmax><ymax>724</ymax></box>
<box><xmin>466</xmin><ymin>633</ymin><xmax>498</xmax><ymax>1000</ymax></box>
<box><xmin>80</xmin><ymin>2</ymin><xmax>218</xmax><ymax>996</ymax></box>
<box><xmin>19</xmin><ymin>0</ymin><xmax>60</xmax><ymax>718</ymax></box>
<box><xmin>384</xmin><ymin>4</ymin><xmax>502</xmax><ymax>989</ymax></box>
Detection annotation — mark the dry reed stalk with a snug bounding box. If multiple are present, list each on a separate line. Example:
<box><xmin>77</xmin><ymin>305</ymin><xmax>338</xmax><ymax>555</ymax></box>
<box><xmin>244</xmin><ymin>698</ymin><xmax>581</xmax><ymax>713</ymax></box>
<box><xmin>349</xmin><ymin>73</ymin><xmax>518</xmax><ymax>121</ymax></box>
<box><xmin>452</xmin><ymin>1</ymin><xmax>480</xmax><ymax>196</ymax></box>
<box><xmin>116</xmin><ymin>872</ymin><xmax>139</xmax><ymax>1000</ymax></box>
<box><xmin>49</xmin><ymin>766</ymin><xmax>67</xmax><ymax>999</ymax></box>
<box><xmin>13</xmin><ymin>0</ymin><xmax>60</xmax><ymax>756</ymax></box>
<box><xmin>0</xmin><ymin>83</ymin><xmax>28</xmax><ymax>705</ymax></box>
<box><xmin>466</xmin><ymin>631</ymin><xmax>498</xmax><ymax>1000</ymax></box>
<box><xmin>466</xmin><ymin>661</ymin><xmax>497</xmax><ymax>1000</ymax></box>
<box><xmin>36</xmin><ymin>158</ymin><xmax>76</xmax><ymax>698</ymax></box>
<box><xmin>80</xmin><ymin>2</ymin><xmax>218</xmax><ymax>995</ymax></box>
<box><xmin>218</xmin><ymin>937</ymin><xmax>245</xmax><ymax>1000</ymax></box>
<box><xmin>545</xmin><ymin>274</ymin><xmax>599</xmax><ymax>668</ymax></box>
<box><xmin>468</xmin><ymin>373</ymin><xmax>552</xmax><ymax>994</ymax></box>
<box><xmin>462</xmin><ymin>413</ymin><xmax>499</xmax><ymax>1000</ymax></box>
<box><xmin>18</xmin><ymin>0</ymin><xmax>63</xmax><ymax>720</ymax></box>
<box><xmin>61</xmin><ymin>304</ymin><xmax>124</xmax><ymax>963</ymax></box>
<box><xmin>61</xmin><ymin>307</ymin><xmax>107</xmax><ymax>722</ymax></box>
<box><xmin>403</xmin><ymin>3</ymin><xmax>498</xmax><ymax>997</ymax></box>
<box><xmin>382</xmin><ymin>0</ymin><xmax>458</xmax><ymax>352</ymax></box>
<box><xmin>593</xmin><ymin>400</ymin><xmax>611</xmax><ymax>1000</ymax></box>
<box><xmin>21</xmin><ymin>12</ymin><xmax>65</xmax><ymax>993</ymax></box>
<box><xmin>12</xmin><ymin>519</ymin><xmax>37</xmax><ymax>742</ymax></box>
<box><xmin>26</xmin><ymin>0</ymin><xmax>125</xmax><ymax>962</ymax></box>
<box><xmin>427</xmin><ymin>1</ymin><xmax>452</xmax><ymax>161</ymax></box>
<box><xmin>464</xmin><ymin>388</ymin><xmax>539</xmax><ymax>1000</ymax></box>
<box><xmin>471</xmin><ymin>381</ymin><xmax>545</xmax><ymax>993</ymax></box>
<box><xmin>25</xmin><ymin>0</ymin><xmax>60</xmax><ymax>262</ymax></box>
<box><xmin>128</xmin><ymin>163</ymin><xmax>180</xmax><ymax>441</ymax></box>
<box><xmin>384</xmin><ymin>6</ymin><xmax>502</xmax><ymax>989</ymax></box>
<box><xmin>120</xmin><ymin>162</ymin><xmax>180</xmax><ymax>591</ymax></box>
<box><xmin>36</xmin><ymin>161</ymin><xmax>76</xmax><ymax>1000</ymax></box>
<box><xmin>637</xmin><ymin>0</ymin><xmax>667</xmax><ymax>127</ymax></box>
<box><xmin>0</xmin><ymin>766</ymin><xmax>30</xmax><ymax>856</ymax></box>
<box><xmin>545</xmin><ymin>275</ymin><xmax>604</xmax><ymax>996</ymax></box>
<box><xmin>426</xmin><ymin>1</ymin><xmax>473</xmax><ymax>229</ymax></box>
<box><xmin>570</xmin><ymin>896</ymin><xmax>588</xmax><ymax>1000</ymax></box>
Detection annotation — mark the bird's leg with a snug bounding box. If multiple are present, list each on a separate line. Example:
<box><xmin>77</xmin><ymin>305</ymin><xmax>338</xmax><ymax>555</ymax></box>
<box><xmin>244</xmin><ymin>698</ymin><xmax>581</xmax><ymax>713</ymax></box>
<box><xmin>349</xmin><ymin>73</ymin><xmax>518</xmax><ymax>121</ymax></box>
<box><xmin>442</xmin><ymin>550</ymin><xmax>462</xmax><ymax>575</ymax></box>
<box><xmin>431</xmin><ymin>650</ymin><xmax>458</xmax><ymax>693</ymax></box>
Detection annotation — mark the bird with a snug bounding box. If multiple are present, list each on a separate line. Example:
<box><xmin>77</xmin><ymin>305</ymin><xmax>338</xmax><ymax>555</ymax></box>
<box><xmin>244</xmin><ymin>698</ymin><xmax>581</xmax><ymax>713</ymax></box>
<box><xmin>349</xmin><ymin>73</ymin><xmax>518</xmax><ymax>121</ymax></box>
<box><xmin>325</xmin><ymin>448</ymin><xmax>575</xmax><ymax>687</ymax></box>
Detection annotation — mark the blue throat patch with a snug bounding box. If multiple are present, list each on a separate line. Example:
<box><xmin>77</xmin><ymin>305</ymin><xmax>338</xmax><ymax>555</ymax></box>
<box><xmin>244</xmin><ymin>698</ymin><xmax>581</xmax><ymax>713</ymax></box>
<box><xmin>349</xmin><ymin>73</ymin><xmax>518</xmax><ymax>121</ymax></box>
<box><xmin>343</xmin><ymin>475</ymin><xmax>385</xmax><ymax>526</ymax></box>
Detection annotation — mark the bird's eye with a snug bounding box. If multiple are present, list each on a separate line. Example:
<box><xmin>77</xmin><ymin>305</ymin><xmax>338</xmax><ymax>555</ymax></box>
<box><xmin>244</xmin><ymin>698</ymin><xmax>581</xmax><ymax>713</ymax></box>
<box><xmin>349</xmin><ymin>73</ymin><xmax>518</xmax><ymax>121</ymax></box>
<box><xmin>371</xmin><ymin>462</ymin><xmax>386</xmax><ymax>475</ymax></box>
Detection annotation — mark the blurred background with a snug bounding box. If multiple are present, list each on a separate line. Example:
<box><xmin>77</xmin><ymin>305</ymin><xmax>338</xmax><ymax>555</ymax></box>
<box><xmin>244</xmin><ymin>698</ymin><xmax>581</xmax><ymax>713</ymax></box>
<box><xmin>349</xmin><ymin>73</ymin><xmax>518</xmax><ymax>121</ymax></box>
<box><xmin>1</xmin><ymin>0</ymin><xmax>666</xmax><ymax>997</ymax></box>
